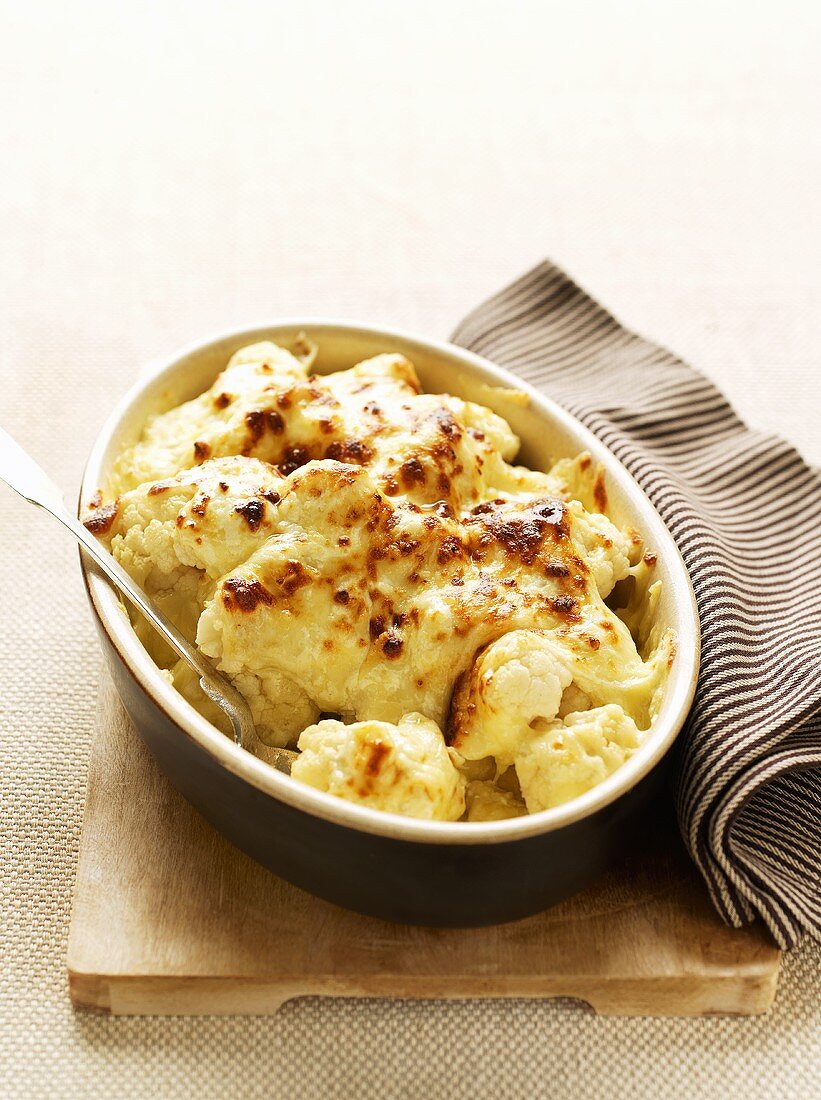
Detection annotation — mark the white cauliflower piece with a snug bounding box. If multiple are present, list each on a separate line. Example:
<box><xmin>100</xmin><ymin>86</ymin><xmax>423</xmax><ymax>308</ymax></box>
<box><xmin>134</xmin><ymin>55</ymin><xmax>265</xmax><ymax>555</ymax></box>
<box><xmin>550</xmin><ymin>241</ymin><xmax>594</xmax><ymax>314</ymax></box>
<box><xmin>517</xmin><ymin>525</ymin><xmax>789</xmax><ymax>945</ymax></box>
<box><xmin>103</xmin><ymin>457</ymin><xmax>286</xmax><ymax>584</ymax></box>
<box><xmin>464</xmin><ymin>780</ymin><xmax>527</xmax><ymax>821</ymax></box>
<box><xmin>113</xmin><ymin>342</ymin><xmax>310</xmax><ymax>490</ymax></box>
<box><xmin>614</xmin><ymin>554</ymin><xmax>664</xmax><ymax>656</ymax></box>
<box><xmin>443</xmin><ymin>395</ymin><xmax>520</xmax><ymax>460</ymax></box>
<box><xmin>167</xmin><ymin>657</ymin><xmax>319</xmax><ymax>749</ymax></box>
<box><xmin>225</xmin><ymin>668</ymin><xmax>320</xmax><ymax>747</ymax></box>
<box><xmin>484</xmin><ymin>450</ymin><xmax>610</xmax><ymax>511</ymax></box>
<box><xmin>292</xmin><ymin>713</ymin><xmax>465</xmax><ymax>821</ymax></box>
<box><xmin>549</xmin><ymin>613</ymin><xmax>676</xmax><ymax>730</ymax></box>
<box><xmin>86</xmin><ymin>456</ymin><xmax>317</xmax><ymax>747</ymax></box>
<box><xmin>87</xmin><ymin>338</ymin><xmax>673</xmax><ymax>818</ymax></box>
<box><xmin>557</xmin><ymin>682</ymin><xmax>592</xmax><ymax>718</ymax></box>
<box><xmin>481</xmin><ymin>453</ymin><xmax>560</xmax><ymax>500</ymax></box>
<box><xmin>449</xmin><ymin>631</ymin><xmax>573</xmax><ymax>765</ymax></box>
<box><xmin>196</xmin><ymin>461</ymin><xmax>381</xmax><ymax>717</ymax></box>
<box><xmin>565</xmin><ymin>501</ymin><xmax>631</xmax><ymax>597</ymax></box>
<box><xmin>335</xmin><ymin>351</ymin><xmax>422</xmax><ymax>397</ymax></box>
<box><xmin>87</xmin><ymin>456</ymin><xmax>284</xmax><ymax>661</ymax></box>
<box><xmin>545</xmin><ymin>452</ymin><xmax>608</xmax><ymax>515</ymax></box>
<box><xmin>515</xmin><ymin>704</ymin><xmax>643</xmax><ymax>812</ymax></box>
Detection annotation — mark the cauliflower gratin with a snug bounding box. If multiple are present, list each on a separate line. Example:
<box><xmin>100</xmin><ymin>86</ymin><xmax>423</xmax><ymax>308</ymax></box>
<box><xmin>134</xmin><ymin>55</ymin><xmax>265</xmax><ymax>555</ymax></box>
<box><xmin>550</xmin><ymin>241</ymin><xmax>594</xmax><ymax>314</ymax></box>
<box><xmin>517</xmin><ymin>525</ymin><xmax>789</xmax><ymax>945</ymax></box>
<box><xmin>84</xmin><ymin>338</ymin><xmax>675</xmax><ymax>823</ymax></box>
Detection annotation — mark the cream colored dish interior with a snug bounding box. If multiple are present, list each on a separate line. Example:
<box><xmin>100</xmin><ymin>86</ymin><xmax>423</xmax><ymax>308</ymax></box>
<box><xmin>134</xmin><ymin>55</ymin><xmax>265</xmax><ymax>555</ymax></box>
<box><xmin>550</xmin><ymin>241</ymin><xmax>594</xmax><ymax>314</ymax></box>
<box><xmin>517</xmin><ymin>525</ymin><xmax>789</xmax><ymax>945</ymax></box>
<box><xmin>84</xmin><ymin>336</ymin><xmax>676</xmax><ymax>824</ymax></box>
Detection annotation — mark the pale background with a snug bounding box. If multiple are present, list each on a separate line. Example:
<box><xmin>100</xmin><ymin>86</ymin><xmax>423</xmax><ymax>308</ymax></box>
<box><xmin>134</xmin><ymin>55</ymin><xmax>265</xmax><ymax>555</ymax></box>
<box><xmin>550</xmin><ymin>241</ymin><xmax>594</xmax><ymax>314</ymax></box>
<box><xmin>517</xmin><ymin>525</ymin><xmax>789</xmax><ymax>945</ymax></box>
<box><xmin>0</xmin><ymin>1</ymin><xmax>819</xmax><ymax>1097</ymax></box>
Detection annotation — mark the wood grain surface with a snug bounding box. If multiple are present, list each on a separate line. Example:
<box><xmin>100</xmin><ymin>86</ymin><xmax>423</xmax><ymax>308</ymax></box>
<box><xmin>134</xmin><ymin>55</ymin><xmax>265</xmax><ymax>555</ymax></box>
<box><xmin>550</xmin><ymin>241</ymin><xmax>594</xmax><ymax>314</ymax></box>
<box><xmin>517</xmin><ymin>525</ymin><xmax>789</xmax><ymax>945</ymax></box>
<box><xmin>67</xmin><ymin>674</ymin><xmax>781</xmax><ymax>1018</ymax></box>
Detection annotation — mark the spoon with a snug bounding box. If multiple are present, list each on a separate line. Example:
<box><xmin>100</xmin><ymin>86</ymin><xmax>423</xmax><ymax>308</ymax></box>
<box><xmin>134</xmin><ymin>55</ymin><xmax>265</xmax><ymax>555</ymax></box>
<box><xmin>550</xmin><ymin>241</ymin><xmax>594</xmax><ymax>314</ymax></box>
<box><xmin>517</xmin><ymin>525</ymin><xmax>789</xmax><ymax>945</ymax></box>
<box><xmin>0</xmin><ymin>426</ymin><xmax>296</xmax><ymax>772</ymax></box>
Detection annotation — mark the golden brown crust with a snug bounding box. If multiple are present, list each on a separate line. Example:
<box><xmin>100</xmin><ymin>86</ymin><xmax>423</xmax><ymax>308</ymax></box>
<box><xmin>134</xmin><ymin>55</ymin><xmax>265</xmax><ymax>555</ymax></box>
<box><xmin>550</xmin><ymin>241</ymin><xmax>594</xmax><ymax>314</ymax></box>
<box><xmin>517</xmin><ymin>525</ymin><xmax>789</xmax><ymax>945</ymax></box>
<box><xmin>593</xmin><ymin>468</ymin><xmax>607</xmax><ymax>513</ymax></box>
<box><xmin>464</xmin><ymin>498</ymin><xmax>569</xmax><ymax>566</ymax></box>
<box><xmin>97</xmin><ymin>345</ymin><xmax>663</xmax><ymax>808</ymax></box>
<box><xmin>445</xmin><ymin>669</ymin><xmax>474</xmax><ymax>746</ymax></box>
<box><xmin>234</xmin><ymin>499</ymin><xmax>266</xmax><ymax>531</ymax></box>
<box><xmin>83</xmin><ymin>501</ymin><xmax>119</xmax><ymax>535</ymax></box>
<box><xmin>221</xmin><ymin>577</ymin><xmax>274</xmax><ymax>612</ymax></box>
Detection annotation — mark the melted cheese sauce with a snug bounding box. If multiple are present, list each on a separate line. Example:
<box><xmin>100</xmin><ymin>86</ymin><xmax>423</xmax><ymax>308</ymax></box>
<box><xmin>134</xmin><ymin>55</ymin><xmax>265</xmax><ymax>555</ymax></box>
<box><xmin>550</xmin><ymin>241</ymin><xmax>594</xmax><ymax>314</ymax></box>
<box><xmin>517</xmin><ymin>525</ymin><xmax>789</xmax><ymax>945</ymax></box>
<box><xmin>86</xmin><ymin>339</ymin><xmax>675</xmax><ymax>821</ymax></box>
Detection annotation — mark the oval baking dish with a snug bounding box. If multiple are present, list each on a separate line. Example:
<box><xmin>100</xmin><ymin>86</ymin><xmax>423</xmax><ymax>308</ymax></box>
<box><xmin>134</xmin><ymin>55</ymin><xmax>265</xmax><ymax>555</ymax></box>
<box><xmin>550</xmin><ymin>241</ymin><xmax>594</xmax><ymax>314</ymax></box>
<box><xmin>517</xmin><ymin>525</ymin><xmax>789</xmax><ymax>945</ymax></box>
<box><xmin>80</xmin><ymin>322</ymin><xmax>700</xmax><ymax>926</ymax></box>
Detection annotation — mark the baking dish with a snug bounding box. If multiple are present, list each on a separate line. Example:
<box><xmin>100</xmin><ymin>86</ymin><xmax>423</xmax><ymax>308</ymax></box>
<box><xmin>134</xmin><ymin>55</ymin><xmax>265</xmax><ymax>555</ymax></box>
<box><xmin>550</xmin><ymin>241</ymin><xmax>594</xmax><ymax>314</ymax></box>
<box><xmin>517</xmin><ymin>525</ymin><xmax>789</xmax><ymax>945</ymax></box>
<box><xmin>80</xmin><ymin>322</ymin><xmax>700</xmax><ymax>925</ymax></box>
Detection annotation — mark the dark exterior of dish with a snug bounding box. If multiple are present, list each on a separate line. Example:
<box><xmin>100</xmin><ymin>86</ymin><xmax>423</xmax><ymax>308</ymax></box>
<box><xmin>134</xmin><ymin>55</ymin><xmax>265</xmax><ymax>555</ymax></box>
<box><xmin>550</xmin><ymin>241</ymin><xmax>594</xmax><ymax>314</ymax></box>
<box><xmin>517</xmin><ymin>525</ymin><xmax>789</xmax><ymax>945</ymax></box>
<box><xmin>94</xmin><ymin>618</ymin><xmax>668</xmax><ymax>927</ymax></box>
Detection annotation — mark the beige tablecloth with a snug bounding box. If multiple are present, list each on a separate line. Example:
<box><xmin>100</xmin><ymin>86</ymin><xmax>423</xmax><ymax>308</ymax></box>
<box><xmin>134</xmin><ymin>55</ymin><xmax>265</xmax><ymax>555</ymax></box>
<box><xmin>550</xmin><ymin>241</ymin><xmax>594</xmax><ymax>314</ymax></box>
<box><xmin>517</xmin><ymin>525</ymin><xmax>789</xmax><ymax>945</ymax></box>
<box><xmin>0</xmin><ymin>2</ymin><xmax>819</xmax><ymax>1097</ymax></box>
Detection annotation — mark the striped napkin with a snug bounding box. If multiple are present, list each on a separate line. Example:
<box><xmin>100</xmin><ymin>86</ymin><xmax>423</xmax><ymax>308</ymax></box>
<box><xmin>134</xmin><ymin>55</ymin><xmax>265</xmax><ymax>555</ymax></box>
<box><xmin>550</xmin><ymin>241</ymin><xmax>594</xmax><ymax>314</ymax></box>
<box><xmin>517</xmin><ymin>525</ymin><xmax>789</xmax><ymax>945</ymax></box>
<box><xmin>453</xmin><ymin>261</ymin><xmax>821</xmax><ymax>949</ymax></box>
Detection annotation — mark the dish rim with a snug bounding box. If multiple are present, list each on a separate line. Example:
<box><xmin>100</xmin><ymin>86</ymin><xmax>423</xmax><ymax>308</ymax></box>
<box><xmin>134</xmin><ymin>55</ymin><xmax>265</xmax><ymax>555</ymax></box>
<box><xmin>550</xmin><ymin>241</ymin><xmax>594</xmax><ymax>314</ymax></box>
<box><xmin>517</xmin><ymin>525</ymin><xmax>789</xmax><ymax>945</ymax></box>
<box><xmin>81</xmin><ymin>319</ymin><xmax>700</xmax><ymax>846</ymax></box>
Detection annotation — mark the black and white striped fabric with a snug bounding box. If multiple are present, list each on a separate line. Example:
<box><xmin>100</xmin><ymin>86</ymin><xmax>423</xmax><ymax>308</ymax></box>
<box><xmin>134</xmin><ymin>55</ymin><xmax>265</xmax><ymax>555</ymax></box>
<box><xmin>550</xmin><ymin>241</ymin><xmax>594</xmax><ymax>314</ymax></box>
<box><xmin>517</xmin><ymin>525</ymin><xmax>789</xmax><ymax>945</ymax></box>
<box><xmin>453</xmin><ymin>261</ymin><xmax>821</xmax><ymax>949</ymax></box>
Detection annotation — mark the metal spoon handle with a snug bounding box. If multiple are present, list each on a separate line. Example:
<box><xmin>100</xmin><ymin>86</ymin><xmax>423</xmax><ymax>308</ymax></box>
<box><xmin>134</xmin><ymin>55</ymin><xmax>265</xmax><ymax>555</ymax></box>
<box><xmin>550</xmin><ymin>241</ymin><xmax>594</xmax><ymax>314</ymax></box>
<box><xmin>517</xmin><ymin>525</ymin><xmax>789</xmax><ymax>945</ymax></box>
<box><xmin>0</xmin><ymin>426</ymin><xmax>256</xmax><ymax>749</ymax></box>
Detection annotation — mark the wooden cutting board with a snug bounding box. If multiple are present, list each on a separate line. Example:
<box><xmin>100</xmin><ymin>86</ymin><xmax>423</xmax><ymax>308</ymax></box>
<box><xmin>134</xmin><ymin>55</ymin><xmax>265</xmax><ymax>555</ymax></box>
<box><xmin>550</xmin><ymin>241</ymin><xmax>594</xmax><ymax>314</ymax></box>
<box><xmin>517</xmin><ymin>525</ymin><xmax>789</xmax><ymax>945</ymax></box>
<box><xmin>67</xmin><ymin>674</ymin><xmax>781</xmax><ymax>1017</ymax></box>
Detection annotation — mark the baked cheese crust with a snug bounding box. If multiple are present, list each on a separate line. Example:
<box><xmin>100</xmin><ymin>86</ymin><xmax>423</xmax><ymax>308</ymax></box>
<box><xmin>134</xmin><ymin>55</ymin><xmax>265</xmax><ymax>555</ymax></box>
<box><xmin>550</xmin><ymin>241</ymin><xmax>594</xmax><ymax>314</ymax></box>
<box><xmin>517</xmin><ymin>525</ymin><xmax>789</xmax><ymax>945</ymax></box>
<box><xmin>85</xmin><ymin>340</ymin><xmax>675</xmax><ymax>820</ymax></box>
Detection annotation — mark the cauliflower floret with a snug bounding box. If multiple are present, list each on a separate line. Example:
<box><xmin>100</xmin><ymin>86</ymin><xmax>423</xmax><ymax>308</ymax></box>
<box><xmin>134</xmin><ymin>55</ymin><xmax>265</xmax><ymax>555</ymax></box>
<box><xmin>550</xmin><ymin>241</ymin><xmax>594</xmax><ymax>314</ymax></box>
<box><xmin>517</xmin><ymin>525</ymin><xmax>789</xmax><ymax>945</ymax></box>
<box><xmin>549</xmin><ymin>615</ymin><xmax>675</xmax><ymax>730</ymax></box>
<box><xmin>545</xmin><ymin>453</ymin><xmax>608</xmax><ymax>515</ymax></box>
<box><xmin>292</xmin><ymin>714</ymin><xmax>465</xmax><ymax>821</ymax></box>
<box><xmin>557</xmin><ymin>682</ymin><xmax>592</xmax><ymax>718</ymax></box>
<box><xmin>88</xmin><ymin>337</ymin><xmax>673</xmax><ymax>822</ymax></box>
<box><xmin>167</xmin><ymin>658</ymin><xmax>320</xmax><ymax>748</ymax></box>
<box><xmin>444</xmin><ymin>395</ymin><xmax>520</xmax><ymax>460</ymax></box>
<box><xmin>342</xmin><ymin>352</ymin><xmax>422</xmax><ymax>395</ymax></box>
<box><xmin>129</xmin><ymin>570</ymin><xmax>215</xmax><ymax>667</ymax></box>
<box><xmin>196</xmin><ymin>462</ymin><xmax>382</xmax><ymax>717</ymax></box>
<box><xmin>565</xmin><ymin>501</ymin><xmax>631</xmax><ymax>597</ymax></box>
<box><xmin>103</xmin><ymin>457</ymin><xmax>286</xmax><ymax>584</ymax></box>
<box><xmin>449</xmin><ymin>631</ymin><xmax>573</xmax><ymax>766</ymax></box>
<box><xmin>613</xmin><ymin>555</ymin><xmax>664</xmax><ymax>656</ymax></box>
<box><xmin>90</xmin><ymin>456</ymin><xmax>284</xmax><ymax>664</ymax></box>
<box><xmin>229</xmin><ymin>668</ymin><xmax>320</xmax><ymax>747</ymax></box>
<box><xmin>480</xmin><ymin>447</ymin><xmax>606</xmax><ymax>506</ymax></box>
<box><xmin>111</xmin><ymin>518</ymin><xmax>188</xmax><ymax>591</ymax></box>
<box><xmin>113</xmin><ymin>342</ymin><xmax>310</xmax><ymax>490</ymax></box>
<box><xmin>481</xmin><ymin>453</ymin><xmax>560</xmax><ymax>500</ymax></box>
<box><xmin>87</xmin><ymin>456</ymin><xmax>318</xmax><ymax>745</ymax></box>
<box><xmin>464</xmin><ymin>780</ymin><xmax>527</xmax><ymax>821</ymax></box>
<box><xmin>290</xmin><ymin>331</ymin><xmax>318</xmax><ymax>369</ymax></box>
<box><xmin>515</xmin><ymin>704</ymin><xmax>643</xmax><ymax>812</ymax></box>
